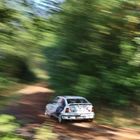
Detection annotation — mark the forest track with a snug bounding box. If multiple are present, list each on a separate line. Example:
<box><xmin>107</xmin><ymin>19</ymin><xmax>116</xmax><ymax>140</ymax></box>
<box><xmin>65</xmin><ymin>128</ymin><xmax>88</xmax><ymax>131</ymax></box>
<box><xmin>1</xmin><ymin>84</ymin><xmax>140</xmax><ymax>140</ymax></box>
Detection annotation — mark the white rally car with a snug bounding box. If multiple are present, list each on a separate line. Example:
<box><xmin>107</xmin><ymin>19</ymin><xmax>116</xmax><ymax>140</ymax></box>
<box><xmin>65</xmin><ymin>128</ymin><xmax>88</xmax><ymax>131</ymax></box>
<box><xmin>45</xmin><ymin>96</ymin><xmax>95</xmax><ymax>123</ymax></box>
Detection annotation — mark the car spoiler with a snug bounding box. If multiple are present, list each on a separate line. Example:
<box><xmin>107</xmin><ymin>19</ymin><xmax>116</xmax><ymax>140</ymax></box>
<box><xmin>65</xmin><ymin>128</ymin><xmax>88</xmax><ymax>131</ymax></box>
<box><xmin>69</xmin><ymin>103</ymin><xmax>92</xmax><ymax>105</ymax></box>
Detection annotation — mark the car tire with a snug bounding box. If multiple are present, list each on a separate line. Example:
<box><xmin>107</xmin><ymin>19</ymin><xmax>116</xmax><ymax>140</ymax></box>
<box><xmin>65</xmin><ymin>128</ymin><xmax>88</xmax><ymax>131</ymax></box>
<box><xmin>45</xmin><ymin>110</ymin><xmax>51</xmax><ymax>118</ymax></box>
<box><xmin>58</xmin><ymin>115</ymin><xmax>63</xmax><ymax>123</ymax></box>
<box><xmin>88</xmin><ymin>119</ymin><xmax>93</xmax><ymax>122</ymax></box>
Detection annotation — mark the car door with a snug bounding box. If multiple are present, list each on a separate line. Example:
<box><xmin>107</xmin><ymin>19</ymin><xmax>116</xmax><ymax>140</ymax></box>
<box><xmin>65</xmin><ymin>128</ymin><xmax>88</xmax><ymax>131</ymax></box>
<box><xmin>46</xmin><ymin>97</ymin><xmax>60</xmax><ymax>115</ymax></box>
<box><xmin>56</xmin><ymin>98</ymin><xmax>66</xmax><ymax>115</ymax></box>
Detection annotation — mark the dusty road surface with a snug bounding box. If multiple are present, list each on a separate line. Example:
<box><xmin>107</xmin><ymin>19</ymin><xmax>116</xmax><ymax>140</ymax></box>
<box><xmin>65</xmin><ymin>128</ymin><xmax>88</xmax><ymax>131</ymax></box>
<box><xmin>2</xmin><ymin>84</ymin><xmax>140</xmax><ymax>140</ymax></box>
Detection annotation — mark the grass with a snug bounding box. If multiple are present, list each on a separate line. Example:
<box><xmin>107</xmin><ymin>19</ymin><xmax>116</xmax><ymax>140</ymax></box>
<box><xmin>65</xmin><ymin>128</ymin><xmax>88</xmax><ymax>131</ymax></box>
<box><xmin>0</xmin><ymin>82</ymin><xmax>27</xmax><ymax>140</ymax></box>
<box><xmin>32</xmin><ymin>68</ymin><xmax>49</xmax><ymax>81</ymax></box>
<box><xmin>0</xmin><ymin>114</ymin><xmax>24</xmax><ymax>140</ymax></box>
<box><xmin>95</xmin><ymin>106</ymin><xmax>140</xmax><ymax>129</ymax></box>
<box><xmin>0</xmin><ymin>83</ymin><xmax>25</xmax><ymax>109</ymax></box>
<box><xmin>34</xmin><ymin>124</ymin><xmax>58</xmax><ymax>140</ymax></box>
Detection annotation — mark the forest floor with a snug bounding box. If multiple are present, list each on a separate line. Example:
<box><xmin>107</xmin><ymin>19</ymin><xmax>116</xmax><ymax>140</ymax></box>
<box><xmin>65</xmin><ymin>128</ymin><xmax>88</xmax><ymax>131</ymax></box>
<box><xmin>1</xmin><ymin>84</ymin><xmax>140</xmax><ymax>140</ymax></box>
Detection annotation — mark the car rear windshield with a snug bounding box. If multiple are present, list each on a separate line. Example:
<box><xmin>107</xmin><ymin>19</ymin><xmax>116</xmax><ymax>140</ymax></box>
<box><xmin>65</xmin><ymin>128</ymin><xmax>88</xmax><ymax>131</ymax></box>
<box><xmin>67</xmin><ymin>98</ymin><xmax>88</xmax><ymax>104</ymax></box>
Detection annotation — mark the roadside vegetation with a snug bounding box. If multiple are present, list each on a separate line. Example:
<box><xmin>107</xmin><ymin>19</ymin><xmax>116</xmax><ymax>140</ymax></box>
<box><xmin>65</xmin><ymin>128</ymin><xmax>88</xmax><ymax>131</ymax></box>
<box><xmin>0</xmin><ymin>0</ymin><xmax>140</xmax><ymax>139</ymax></box>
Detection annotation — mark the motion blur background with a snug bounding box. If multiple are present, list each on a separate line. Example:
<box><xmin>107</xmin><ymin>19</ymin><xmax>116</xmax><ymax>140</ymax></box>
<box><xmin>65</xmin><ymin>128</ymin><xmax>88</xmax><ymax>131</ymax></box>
<box><xmin>0</xmin><ymin>0</ymin><xmax>140</xmax><ymax>139</ymax></box>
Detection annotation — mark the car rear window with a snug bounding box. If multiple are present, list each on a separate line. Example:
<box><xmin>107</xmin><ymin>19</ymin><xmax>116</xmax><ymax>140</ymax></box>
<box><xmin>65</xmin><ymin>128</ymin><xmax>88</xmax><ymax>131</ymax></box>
<box><xmin>67</xmin><ymin>98</ymin><xmax>88</xmax><ymax>104</ymax></box>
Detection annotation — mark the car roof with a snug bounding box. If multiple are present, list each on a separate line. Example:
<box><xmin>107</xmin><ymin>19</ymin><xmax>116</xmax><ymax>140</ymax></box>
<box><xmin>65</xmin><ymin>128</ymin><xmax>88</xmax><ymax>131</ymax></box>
<box><xmin>58</xmin><ymin>96</ymin><xmax>86</xmax><ymax>99</ymax></box>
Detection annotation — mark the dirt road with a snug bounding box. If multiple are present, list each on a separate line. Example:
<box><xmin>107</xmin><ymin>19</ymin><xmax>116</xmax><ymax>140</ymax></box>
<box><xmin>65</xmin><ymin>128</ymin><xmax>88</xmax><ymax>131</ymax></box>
<box><xmin>2</xmin><ymin>84</ymin><xmax>140</xmax><ymax>140</ymax></box>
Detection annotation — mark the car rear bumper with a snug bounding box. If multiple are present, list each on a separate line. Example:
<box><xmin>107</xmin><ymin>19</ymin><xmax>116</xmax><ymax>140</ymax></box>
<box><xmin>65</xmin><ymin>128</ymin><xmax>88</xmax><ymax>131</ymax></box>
<box><xmin>61</xmin><ymin>113</ymin><xmax>95</xmax><ymax>120</ymax></box>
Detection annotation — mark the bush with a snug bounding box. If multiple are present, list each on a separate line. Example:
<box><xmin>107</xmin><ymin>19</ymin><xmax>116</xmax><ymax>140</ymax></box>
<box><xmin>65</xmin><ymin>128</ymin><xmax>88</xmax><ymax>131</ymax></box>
<box><xmin>0</xmin><ymin>53</ymin><xmax>36</xmax><ymax>82</ymax></box>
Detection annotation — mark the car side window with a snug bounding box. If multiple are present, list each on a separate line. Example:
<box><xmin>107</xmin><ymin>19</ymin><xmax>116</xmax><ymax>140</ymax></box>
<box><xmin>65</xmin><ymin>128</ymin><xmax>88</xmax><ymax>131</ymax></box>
<box><xmin>61</xmin><ymin>99</ymin><xmax>66</xmax><ymax>107</ymax></box>
<box><xmin>60</xmin><ymin>98</ymin><xmax>66</xmax><ymax>107</ymax></box>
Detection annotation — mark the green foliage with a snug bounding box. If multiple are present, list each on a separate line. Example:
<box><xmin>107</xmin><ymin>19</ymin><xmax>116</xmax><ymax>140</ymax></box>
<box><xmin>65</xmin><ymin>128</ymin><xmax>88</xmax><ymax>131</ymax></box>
<box><xmin>0</xmin><ymin>75</ymin><xmax>16</xmax><ymax>90</ymax></box>
<box><xmin>34</xmin><ymin>125</ymin><xmax>57</xmax><ymax>140</ymax></box>
<box><xmin>0</xmin><ymin>114</ymin><xmax>24</xmax><ymax>140</ymax></box>
<box><xmin>0</xmin><ymin>0</ymin><xmax>139</xmax><ymax>107</ymax></box>
<box><xmin>0</xmin><ymin>0</ymin><xmax>46</xmax><ymax>83</ymax></box>
<box><xmin>0</xmin><ymin>53</ymin><xmax>36</xmax><ymax>82</ymax></box>
<box><xmin>45</xmin><ymin>0</ymin><xmax>140</xmax><ymax>107</ymax></box>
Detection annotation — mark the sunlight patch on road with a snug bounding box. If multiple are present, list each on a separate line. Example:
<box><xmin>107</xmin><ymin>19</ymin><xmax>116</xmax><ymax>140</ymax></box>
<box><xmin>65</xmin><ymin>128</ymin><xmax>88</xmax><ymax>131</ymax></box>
<box><xmin>18</xmin><ymin>86</ymin><xmax>54</xmax><ymax>94</ymax></box>
<box><xmin>107</xmin><ymin>129</ymin><xmax>140</xmax><ymax>139</ymax></box>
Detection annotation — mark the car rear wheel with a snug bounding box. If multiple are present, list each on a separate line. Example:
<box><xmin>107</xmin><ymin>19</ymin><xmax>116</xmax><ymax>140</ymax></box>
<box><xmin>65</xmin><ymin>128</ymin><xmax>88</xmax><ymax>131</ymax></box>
<box><xmin>45</xmin><ymin>109</ymin><xmax>51</xmax><ymax>118</ymax></box>
<box><xmin>58</xmin><ymin>115</ymin><xmax>63</xmax><ymax>123</ymax></box>
<box><xmin>88</xmin><ymin>119</ymin><xmax>93</xmax><ymax>122</ymax></box>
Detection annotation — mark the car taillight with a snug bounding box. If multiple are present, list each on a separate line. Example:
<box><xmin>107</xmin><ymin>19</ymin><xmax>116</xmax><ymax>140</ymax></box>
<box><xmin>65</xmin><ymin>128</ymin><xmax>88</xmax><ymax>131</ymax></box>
<box><xmin>65</xmin><ymin>108</ymin><xmax>70</xmax><ymax>113</ymax></box>
<box><xmin>86</xmin><ymin>107</ymin><xmax>90</xmax><ymax>112</ymax></box>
